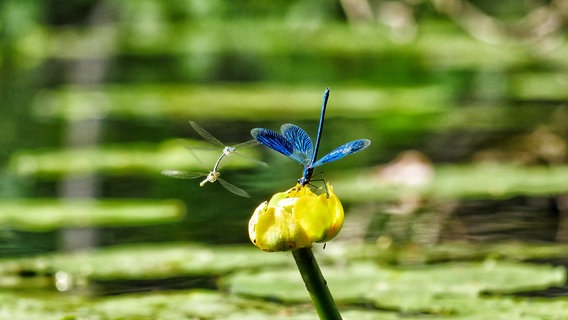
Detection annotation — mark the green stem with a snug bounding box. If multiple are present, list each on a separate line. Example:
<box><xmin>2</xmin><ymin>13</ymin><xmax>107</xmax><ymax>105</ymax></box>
<box><xmin>292</xmin><ymin>247</ymin><xmax>342</xmax><ymax>320</ymax></box>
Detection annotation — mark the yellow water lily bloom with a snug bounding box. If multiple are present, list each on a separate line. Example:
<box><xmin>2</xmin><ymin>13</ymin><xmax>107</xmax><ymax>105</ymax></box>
<box><xmin>248</xmin><ymin>181</ymin><xmax>344</xmax><ymax>252</ymax></box>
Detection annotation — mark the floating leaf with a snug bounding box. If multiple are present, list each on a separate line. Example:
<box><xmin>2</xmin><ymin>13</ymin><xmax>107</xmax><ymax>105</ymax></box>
<box><xmin>0</xmin><ymin>199</ymin><xmax>184</xmax><ymax>231</ymax></box>
<box><xmin>32</xmin><ymin>84</ymin><xmax>447</xmax><ymax>121</ymax></box>
<box><xmin>0</xmin><ymin>243</ymin><xmax>293</xmax><ymax>280</ymax></box>
<box><xmin>225</xmin><ymin>260</ymin><xmax>566</xmax><ymax>315</ymax></box>
<box><xmin>335</xmin><ymin>164</ymin><xmax>568</xmax><ymax>201</ymax></box>
<box><xmin>8</xmin><ymin>139</ymin><xmax>260</xmax><ymax>177</ymax></box>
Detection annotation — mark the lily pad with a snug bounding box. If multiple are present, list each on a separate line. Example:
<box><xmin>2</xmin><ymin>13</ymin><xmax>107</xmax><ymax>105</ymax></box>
<box><xmin>32</xmin><ymin>84</ymin><xmax>447</xmax><ymax>121</ymax></box>
<box><xmin>0</xmin><ymin>290</ymin><xmax>293</xmax><ymax>320</ymax></box>
<box><xmin>45</xmin><ymin>19</ymin><xmax>554</xmax><ymax>70</ymax></box>
<box><xmin>336</xmin><ymin>241</ymin><xmax>568</xmax><ymax>265</ymax></box>
<box><xmin>0</xmin><ymin>289</ymin><xmax>398</xmax><ymax>320</ymax></box>
<box><xmin>510</xmin><ymin>72</ymin><xmax>568</xmax><ymax>100</ymax></box>
<box><xmin>0</xmin><ymin>199</ymin><xmax>184</xmax><ymax>231</ymax></box>
<box><xmin>335</xmin><ymin>164</ymin><xmax>568</xmax><ymax>201</ymax></box>
<box><xmin>0</xmin><ymin>243</ymin><xmax>293</xmax><ymax>281</ymax></box>
<box><xmin>1</xmin><ymin>243</ymin><xmax>567</xmax><ymax>319</ymax></box>
<box><xmin>225</xmin><ymin>260</ymin><xmax>566</xmax><ymax>315</ymax></box>
<box><xmin>0</xmin><ymin>291</ymin><xmax>83</xmax><ymax>320</ymax></box>
<box><xmin>8</xmin><ymin>139</ymin><xmax>261</xmax><ymax>177</ymax></box>
<box><xmin>92</xmin><ymin>290</ymin><xmax>313</xmax><ymax>320</ymax></box>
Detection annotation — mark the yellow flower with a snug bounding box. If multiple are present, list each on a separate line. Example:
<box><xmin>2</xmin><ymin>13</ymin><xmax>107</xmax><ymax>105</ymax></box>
<box><xmin>248</xmin><ymin>181</ymin><xmax>344</xmax><ymax>252</ymax></box>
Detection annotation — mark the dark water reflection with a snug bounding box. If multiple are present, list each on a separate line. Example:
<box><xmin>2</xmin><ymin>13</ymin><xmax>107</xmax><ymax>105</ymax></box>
<box><xmin>346</xmin><ymin>196</ymin><xmax>565</xmax><ymax>245</ymax></box>
<box><xmin>443</xmin><ymin>196</ymin><xmax>564</xmax><ymax>243</ymax></box>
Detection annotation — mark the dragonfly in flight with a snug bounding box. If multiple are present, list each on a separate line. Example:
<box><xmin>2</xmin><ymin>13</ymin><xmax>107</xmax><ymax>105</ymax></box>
<box><xmin>251</xmin><ymin>88</ymin><xmax>371</xmax><ymax>186</ymax></box>
<box><xmin>161</xmin><ymin>153</ymin><xmax>251</xmax><ymax>197</ymax></box>
<box><xmin>162</xmin><ymin>121</ymin><xmax>262</xmax><ymax>197</ymax></box>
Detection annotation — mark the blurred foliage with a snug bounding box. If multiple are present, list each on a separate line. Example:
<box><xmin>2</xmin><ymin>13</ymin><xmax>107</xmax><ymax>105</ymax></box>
<box><xmin>8</xmin><ymin>139</ymin><xmax>262</xmax><ymax>177</ymax></box>
<box><xmin>334</xmin><ymin>164</ymin><xmax>568</xmax><ymax>201</ymax></box>
<box><xmin>0</xmin><ymin>199</ymin><xmax>184</xmax><ymax>231</ymax></box>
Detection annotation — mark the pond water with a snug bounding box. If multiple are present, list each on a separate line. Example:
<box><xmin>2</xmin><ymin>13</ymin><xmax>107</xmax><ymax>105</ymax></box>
<box><xmin>1</xmin><ymin>1</ymin><xmax>568</xmax><ymax>319</ymax></box>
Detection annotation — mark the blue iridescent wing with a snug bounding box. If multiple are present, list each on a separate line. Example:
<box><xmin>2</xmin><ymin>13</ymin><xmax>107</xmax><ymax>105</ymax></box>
<box><xmin>251</xmin><ymin>128</ymin><xmax>303</xmax><ymax>164</ymax></box>
<box><xmin>280</xmin><ymin>123</ymin><xmax>313</xmax><ymax>166</ymax></box>
<box><xmin>312</xmin><ymin>139</ymin><xmax>371</xmax><ymax>167</ymax></box>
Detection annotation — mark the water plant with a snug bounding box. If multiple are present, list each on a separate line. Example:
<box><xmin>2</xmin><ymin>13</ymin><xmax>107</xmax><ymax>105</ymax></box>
<box><xmin>248</xmin><ymin>88</ymin><xmax>371</xmax><ymax>319</ymax></box>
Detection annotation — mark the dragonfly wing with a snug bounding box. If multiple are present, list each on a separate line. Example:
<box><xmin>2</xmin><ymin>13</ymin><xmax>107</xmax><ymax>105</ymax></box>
<box><xmin>184</xmin><ymin>149</ymin><xmax>212</xmax><ymax>171</ymax></box>
<box><xmin>312</xmin><ymin>139</ymin><xmax>371</xmax><ymax>167</ymax></box>
<box><xmin>232</xmin><ymin>151</ymin><xmax>268</xmax><ymax>167</ymax></box>
<box><xmin>280</xmin><ymin>123</ymin><xmax>313</xmax><ymax>166</ymax></box>
<box><xmin>231</xmin><ymin>139</ymin><xmax>260</xmax><ymax>149</ymax></box>
<box><xmin>251</xmin><ymin>128</ymin><xmax>303</xmax><ymax>164</ymax></box>
<box><xmin>189</xmin><ymin>121</ymin><xmax>225</xmax><ymax>147</ymax></box>
<box><xmin>184</xmin><ymin>145</ymin><xmax>217</xmax><ymax>152</ymax></box>
<box><xmin>161</xmin><ymin>170</ymin><xmax>207</xmax><ymax>179</ymax></box>
<box><xmin>218</xmin><ymin>178</ymin><xmax>251</xmax><ymax>198</ymax></box>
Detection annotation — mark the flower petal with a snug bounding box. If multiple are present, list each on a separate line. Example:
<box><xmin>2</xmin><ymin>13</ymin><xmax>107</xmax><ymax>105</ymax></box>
<box><xmin>249</xmin><ymin>200</ymin><xmax>311</xmax><ymax>252</ymax></box>
<box><xmin>248</xmin><ymin>182</ymin><xmax>344</xmax><ymax>251</ymax></box>
<box><xmin>293</xmin><ymin>182</ymin><xmax>344</xmax><ymax>242</ymax></box>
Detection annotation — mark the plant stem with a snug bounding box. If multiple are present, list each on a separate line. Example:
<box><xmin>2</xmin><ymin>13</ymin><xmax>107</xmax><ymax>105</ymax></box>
<box><xmin>292</xmin><ymin>247</ymin><xmax>342</xmax><ymax>320</ymax></box>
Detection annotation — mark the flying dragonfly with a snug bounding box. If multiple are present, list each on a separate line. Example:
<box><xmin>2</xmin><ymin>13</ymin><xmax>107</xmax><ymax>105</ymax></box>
<box><xmin>162</xmin><ymin>121</ymin><xmax>262</xmax><ymax>197</ymax></box>
<box><xmin>251</xmin><ymin>88</ymin><xmax>371</xmax><ymax>186</ymax></box>
<box><xmin>161</xmin><ymin>150</ymin><xmax>251</xmax><ymax>198</ymax></box>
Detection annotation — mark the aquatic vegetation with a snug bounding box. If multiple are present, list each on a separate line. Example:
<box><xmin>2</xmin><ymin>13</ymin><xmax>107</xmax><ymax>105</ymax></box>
<box><xmin>3</xmin><ymin>2</ymin><xmax>568</xmax><ymax>319</ymax></box>
<box><xmin>249</xmin><ymin>181</ymin><xmax>344</xmax><ymax>252</ymax></box>
<box><xmin>249</xmin><ymin>89</ymin><xmax>371</xmax><ymax>319</ymax></box>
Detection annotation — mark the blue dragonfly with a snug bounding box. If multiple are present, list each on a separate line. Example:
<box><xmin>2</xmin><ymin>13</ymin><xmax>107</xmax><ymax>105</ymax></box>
<box><xmin>251</xmin><ymin>88</ymin><xmax>371</xmax><ymax>185</ymax></box>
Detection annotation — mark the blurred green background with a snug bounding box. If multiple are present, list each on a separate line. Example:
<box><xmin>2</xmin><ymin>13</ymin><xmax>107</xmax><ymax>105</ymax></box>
<box><xmin>1</xmin><ymin>1</ymin><xmax>568</xmax><ymax>319</ymax></box>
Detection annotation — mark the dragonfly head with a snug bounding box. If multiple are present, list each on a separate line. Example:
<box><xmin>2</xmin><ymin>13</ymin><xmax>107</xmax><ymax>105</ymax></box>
<box><xmin>223</xmin><ymin>146</ymin><xmax>236</xmax><ymax>156</ymax></box>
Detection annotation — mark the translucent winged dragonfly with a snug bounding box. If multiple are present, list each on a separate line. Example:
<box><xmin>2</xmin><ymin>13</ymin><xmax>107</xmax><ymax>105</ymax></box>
<box><xmin>161</xmin><ymin>153</ymin><xmax>251</xmax><ymax>197</ymax></box>
<box><xmin>251</xmin><ymin>88</ymin><xmax>371</xmax><ymax>185</ymax></box>
<box><xmin>162</xmin><ymin>121</ymin><xmax>264</xmax><ymax>197</ymax></box>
